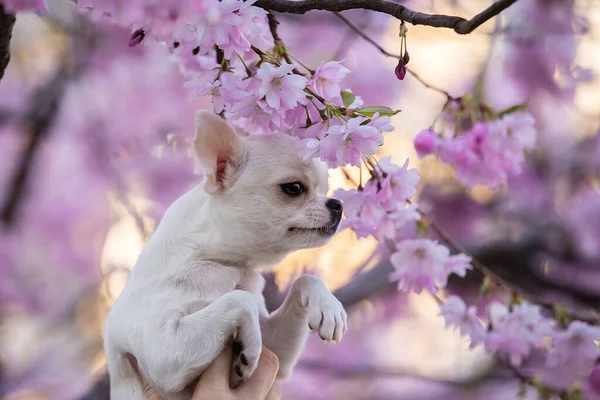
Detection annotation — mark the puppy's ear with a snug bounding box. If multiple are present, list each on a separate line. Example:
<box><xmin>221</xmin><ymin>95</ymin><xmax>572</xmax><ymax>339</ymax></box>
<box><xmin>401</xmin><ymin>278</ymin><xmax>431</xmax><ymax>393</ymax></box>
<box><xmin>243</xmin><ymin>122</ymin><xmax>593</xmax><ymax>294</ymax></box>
<box><xmin>194</xmin><ymin>111</ymin><xmax>246</xmax><ymax>193</ymax></box>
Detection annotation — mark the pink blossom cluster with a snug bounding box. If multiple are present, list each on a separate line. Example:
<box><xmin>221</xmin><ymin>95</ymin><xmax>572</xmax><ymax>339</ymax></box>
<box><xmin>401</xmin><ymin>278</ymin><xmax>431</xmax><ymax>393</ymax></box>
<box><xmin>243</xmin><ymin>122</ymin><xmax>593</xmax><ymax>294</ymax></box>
<box><xmin>334</xmin><ymin>158</ymin><xmax>420</xmax><ymax>239</ymax></box>
<box><xmin>441</xmin><ymin>295</ymin><xmax>600</xmax><ymax>386</ymax></box>
<box><xmin>300</xmin><ymin>113</ymin><xmax>390</xmax><ymax>168</ymax></box>
<box><xmin>441</xmin><ymin>298</ymin><xmax>552</xmax><ymax>366</ymax></box>
<box><xmin>183</xmin><ymin>57</ymin><xmax>392</xmax><ymax>168</ymax></box>
<box><xmin>1</xmin><ymin>0</ymin><xmax>46</xmax><ymax>12</ymax></box>
<box><xmin>414</xmin><ymin>111</ymin><xmax>537</xmax><ymax>188</ymax></box>
<box><xmin>76</xmin><ymin>0</ymin><xmax>273</xmax><ymax>56</ymax></box>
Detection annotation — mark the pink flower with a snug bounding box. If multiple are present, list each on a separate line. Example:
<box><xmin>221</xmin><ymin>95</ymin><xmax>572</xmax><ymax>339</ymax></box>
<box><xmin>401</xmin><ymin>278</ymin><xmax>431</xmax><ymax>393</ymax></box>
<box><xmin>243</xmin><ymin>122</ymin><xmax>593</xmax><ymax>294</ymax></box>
<box><xmin>372</xmin><ymin>158</ymin><xmax>420</xmax><ymax>204</ymax></box>
<box><xmin>547</xmin><ymin>321</ymin><xmax>600</xmax><ymax>368</ymax></box>
<box><xmin>285</xmin><ymin>106</ymin><xmax>308</xmax><ymax>128</ymax></box>
<box><xmin>228</xmin><ymin>93</ymin><xmax>281</xmax><ymax>133</ymax></box>
<box><xmin>414</xmin><ymin>128</ymin><xmax>439</xmax><ymax>158</ymax></box>
<box><xmin>484</xmin><ymin>302</ymin><xmax>554</xmax><ymax>366</ymax></box>
<box><xmin>368</xmin><ymin>112</ymin><xmax>394</xmax><ymax>132</ymax></box>
<box><xmin>2</xmin><ymin>0</ymin><xmax>46</xmax><ymax>12</ymax></box>
<box><xmin>194</xmin><ymin>0</ymin><xmax>243</xmax><ymax>54</ymax></box>
<box><xmin>255</xmin><ymin>63</ymin><xmax>308</xmax><ymax>111</ymax></box>
<box><xmin>320</xmin><ymin>117</ymin><xmax>383</xmax><ymax>167</ymax></box>
<box><xmin>428</xmin><ymin>112</ymin><xmax>537</xmax><ymax>189</ymax></box>
<box><xmin>219</xmin><ymin>72</ymin><xmax>251</xmax><ymax>105</ymax></box>
<box><xmin>373</xmin><ymin>204</ymin><xmax>420</xmax><ymax>241</ymax></box>
<box><xmin>236</xmin><ymin>0</ymin><xmax>273</xmax><ymax>52</ymax></box>
<box><xmin>439</xmin><ymin>296</ymin><xmax>487</xmax><ymax>347</ymax></box>
<box><xmin>444</xmin><ymin>253</ymin><xmax>472</xmax><ymax>278</ymax></box>
<box><xmin>389</xmin><ymin>239</ymin><xmax>469</xmax><ymax>293</ymax></box>
<box><xmin>334</xmin><ymin>189</ymin><xmax>379</xmax><ymax>238</ymax></box>
<box><xmin>184</xmin><ymin>79</ymin><xmax>225</xmax><ymax>113</ymax></box>
<box><xmin>309</xmin><ymin>61</ymin><xmax>350</xmax><ymax>102</ymax></box>
<box><xmin>292</xmin><ymin>123</ymin><xmax>327</xmax><ymax>162</ymax></box>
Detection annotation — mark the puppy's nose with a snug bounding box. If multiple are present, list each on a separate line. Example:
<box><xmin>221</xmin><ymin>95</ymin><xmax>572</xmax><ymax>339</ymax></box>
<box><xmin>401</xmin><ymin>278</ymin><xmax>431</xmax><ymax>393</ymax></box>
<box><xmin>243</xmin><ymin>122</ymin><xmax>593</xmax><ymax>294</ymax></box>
<box><xmin>326</xmin><ymin>199</ymin><xmax>343</xmax><ymax>215</ymax></box>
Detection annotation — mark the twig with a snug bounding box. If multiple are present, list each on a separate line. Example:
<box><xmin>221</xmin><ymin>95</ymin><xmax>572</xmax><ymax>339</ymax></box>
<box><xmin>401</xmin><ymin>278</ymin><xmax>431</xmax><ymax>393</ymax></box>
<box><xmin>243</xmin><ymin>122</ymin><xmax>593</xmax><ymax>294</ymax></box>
<box><xmin>255</xmin><ymin>0</ymin><xmax>519</xmax><ymax>35</ymax></box>
<box><xmin>0</xmin><ymin>4</ymin><xmax>16</xmax><ymax>81</ymax></box>
<box><xmin>267</xmin><ymin>12</ymin><xmax>304</xmax><ymax>75</ymax></box>
<box><xmin>332</xmin><ymin>12</ymin><xmax>455</xmax><ymax>99</ymax></box>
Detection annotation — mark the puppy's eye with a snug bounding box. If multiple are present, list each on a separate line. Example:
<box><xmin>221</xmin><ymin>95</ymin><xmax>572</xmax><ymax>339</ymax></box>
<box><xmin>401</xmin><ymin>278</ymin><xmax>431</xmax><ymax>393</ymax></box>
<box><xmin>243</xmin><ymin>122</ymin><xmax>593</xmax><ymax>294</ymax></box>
<box><xmin>281</xmin><ymin>182</ymin><xmax>305</xmax><ymax>196</ymax></box>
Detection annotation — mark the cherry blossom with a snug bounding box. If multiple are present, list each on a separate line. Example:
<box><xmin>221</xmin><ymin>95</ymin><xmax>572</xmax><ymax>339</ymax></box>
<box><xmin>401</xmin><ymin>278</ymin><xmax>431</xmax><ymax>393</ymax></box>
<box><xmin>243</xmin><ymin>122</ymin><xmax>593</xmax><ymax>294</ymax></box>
<box><xmin>484</xmin><ymin>302</ymin><xmax>554</xmax><ymax>366</ymax></box>
<box><xmin>389</xmin><ymin>239</ymin><xmax>472</xmax><ymax>293</ymax></box>
<box><xmin>439</xmin><ymin>295</ymin><xmax>487</xmax><ymax>347</ymax></box>
<box><xmin>308</xmin><ymin>60</ymin><xmax>350</xmax><ymax>103</ymax></box>
<box><xmin>2</xmin><ymin>0</ymin><xmax>47</xmax><ymax>12</ymax></box>
<box><xmin>547</xmin><ymin>321</ymin><xmax>600</xmax><ymax>368</ymax></box>
<box><xmin>416</xmin><ymin>112</ymin><xmax>537</xmax><ymax>188</ymax></box>
<box><xmin>320</xmin><ymin>117</ymin><xmax>383</xmax><ymax>167</ymax></box>
<box><xmin>255</xmin><ymin>62</ymin><xmax>308</xmax><ymax>111</ymax></box>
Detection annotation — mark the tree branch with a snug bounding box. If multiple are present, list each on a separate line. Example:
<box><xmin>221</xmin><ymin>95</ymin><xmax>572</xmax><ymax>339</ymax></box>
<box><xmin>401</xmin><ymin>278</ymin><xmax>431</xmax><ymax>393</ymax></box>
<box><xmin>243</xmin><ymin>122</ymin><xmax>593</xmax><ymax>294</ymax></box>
<box><xmin>0</xmin><ymin>15</ymin><xmax>96</xmax><ymax>227</ymax></box>
<box><xmin>331</xmin><ymin>12</ymin><xmax>456</xmax><ymax>99</ymax></box>
<box><xmin>0</xmin><ymin>64</ymin><xmax>70</xmax><ymax>226</ymax></box>
<box><xmin>0</xmin><ymin>4</ymin><xmax>16</xmax><ymax>81</ymax></box>
<box><xmin>255</xmin><ymin>0</ymin><xmax>519</xmax><ymax>34</ymax></box>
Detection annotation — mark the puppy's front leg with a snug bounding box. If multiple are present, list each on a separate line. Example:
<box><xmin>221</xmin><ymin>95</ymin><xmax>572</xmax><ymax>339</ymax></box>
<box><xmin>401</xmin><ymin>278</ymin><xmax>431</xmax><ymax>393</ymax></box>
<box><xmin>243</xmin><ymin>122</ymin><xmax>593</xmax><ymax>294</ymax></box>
<box><xmin>145</xmin><ymin>290</ymin><xmax>262</xmax><ymax>398</ymax></box>
<box><xmin>261</xmin><ymin>274</ymin><xmax>347</xmax><ymax>379</ymax></box>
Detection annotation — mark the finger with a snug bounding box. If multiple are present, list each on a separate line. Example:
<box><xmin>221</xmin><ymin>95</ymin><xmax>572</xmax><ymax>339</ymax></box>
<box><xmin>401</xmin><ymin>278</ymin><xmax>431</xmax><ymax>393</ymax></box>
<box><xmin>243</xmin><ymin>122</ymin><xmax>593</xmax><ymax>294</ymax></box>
<box><xmin>197</xmin><ymin>344</ymin><xmax>234</xmax><ymax>391</ymax></box>
<box><xmin>125</xmin><ymin>354</ymin><xmax>164</xmax><ymax>400</ymax></box>
<box><xmin>265</xmin><ymin>382</ymin><xmax>282</xmax><ymax>400</ymax></box>
<box><xmin>237</xmin><ymin>346</ymin><xmax>279</xmax><ymax>398</ymax></box>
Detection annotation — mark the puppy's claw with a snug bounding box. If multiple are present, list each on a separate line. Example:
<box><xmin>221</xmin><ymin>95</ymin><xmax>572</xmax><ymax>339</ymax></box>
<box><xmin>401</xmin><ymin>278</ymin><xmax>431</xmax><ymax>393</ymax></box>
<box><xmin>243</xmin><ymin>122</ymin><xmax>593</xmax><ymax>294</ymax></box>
<box><xmin>235</xmin><ymin>365</ymin><xmax>244</xmax><ymax>377</ymax></box>
<box><xmin>232</xmin><ymin>340</ymin><xmax>243</xmax><ymax>355</ymax></box>
<box><xmin>240</xmin><ymin>353</ymin><xmax>248</xmax><ymax>366</ymax></box>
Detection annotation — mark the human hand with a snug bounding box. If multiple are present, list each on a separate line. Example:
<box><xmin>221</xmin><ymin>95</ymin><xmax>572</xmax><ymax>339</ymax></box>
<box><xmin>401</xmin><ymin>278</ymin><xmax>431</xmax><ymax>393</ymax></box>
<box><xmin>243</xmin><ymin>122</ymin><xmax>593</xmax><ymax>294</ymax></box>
<box><xmin>128</xmin><ymin>345</ymin><xmax>281</xmax><ymax>400</ymax></box>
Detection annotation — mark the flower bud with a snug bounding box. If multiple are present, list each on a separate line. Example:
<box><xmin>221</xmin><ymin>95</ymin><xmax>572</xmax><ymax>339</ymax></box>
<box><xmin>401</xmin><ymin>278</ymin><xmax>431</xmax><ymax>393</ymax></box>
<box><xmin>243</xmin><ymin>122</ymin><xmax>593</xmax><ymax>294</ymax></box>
<box><xmin>128</xmin><ymin>29</ymin><xmax>145</xmax><ymax>47</ymax></box>
<box><xmin>395</xmin><ymin>61</ymin><xmax>406</xmax><ymax>80</ymax></box>
<box><xmin>402</xmin><ymin>51</ymin><xmax>410</xmax><ymax>65</ymax></box>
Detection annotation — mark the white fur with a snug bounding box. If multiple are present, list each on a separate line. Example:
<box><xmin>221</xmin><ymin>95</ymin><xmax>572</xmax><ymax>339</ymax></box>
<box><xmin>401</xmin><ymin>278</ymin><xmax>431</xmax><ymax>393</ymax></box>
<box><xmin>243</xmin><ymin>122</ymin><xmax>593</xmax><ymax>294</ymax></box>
<box><xmin>104</xmin><ymin>111</ymin><xmax>347</xmax><ymax>400</ymax></box>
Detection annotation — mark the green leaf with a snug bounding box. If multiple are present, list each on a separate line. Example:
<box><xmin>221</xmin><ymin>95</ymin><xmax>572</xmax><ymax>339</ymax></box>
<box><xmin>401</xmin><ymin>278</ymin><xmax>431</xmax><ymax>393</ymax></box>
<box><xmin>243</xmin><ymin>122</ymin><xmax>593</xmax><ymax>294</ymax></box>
<box><xmin>341</xmin><ymin>91</ymin><xmax>356</xmax><ymax>108</ymax></box>
<box><xmin>498</xmin><ymin>103</ymin><xmax>528</xmax><ymax>116</ymax></box>
<box><xmin>355</xmin><ymin>106</ymin><xmax>401</xmax><ymax>117</ymax></box>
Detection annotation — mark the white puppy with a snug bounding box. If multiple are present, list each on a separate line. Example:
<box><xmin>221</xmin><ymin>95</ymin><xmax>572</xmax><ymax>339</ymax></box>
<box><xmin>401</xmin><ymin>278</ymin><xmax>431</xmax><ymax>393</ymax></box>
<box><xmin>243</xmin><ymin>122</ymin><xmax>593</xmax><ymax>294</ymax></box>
<box><xmin>104</xmin><ymin>111</ymin><xmax>347</xmax><ymax>400</ymax></box>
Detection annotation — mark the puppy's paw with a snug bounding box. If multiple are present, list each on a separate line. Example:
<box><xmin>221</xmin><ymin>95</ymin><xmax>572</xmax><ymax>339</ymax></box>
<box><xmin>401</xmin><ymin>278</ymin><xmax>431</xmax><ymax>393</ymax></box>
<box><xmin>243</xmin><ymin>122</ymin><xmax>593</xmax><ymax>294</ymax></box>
<box><xmin>295</xmin><ymin>275</ymin><xmax>348</xmax><ymax>343</ymax></box>
<box><xmin>307</xmin><ymin>295</ymin><xmax>347</xmax><ymax>343</ymax></box>
<box><xmin>229</xmin><ymin>321</ymin><xmax>262</xmax><ymax>388</ymax></box>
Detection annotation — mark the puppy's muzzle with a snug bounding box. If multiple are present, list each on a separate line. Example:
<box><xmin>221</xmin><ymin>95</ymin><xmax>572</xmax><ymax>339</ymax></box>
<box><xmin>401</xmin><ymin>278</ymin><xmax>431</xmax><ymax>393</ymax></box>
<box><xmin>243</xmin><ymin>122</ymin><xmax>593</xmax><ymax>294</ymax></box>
<box><xmin>325</xmin><ymin>198</ymin><xmax>343</xmax><ymax>232</ymax></box>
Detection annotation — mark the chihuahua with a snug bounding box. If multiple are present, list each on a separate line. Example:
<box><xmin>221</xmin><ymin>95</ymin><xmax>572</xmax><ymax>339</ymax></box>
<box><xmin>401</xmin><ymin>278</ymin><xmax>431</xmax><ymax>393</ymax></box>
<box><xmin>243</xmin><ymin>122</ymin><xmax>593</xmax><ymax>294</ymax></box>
<box><xmin>104</xmin><ymin>111</ymin><xmax>347</xmax><ymax>400</ymax></box>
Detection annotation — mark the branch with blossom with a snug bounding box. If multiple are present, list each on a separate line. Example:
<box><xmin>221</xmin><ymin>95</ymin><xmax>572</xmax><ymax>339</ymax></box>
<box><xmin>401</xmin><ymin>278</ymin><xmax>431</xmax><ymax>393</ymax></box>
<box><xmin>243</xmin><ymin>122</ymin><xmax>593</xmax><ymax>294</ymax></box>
<box><xmin>254</xmin><ymin>0</ymin><xmax>519</xmax><ymax>34</ymax></box>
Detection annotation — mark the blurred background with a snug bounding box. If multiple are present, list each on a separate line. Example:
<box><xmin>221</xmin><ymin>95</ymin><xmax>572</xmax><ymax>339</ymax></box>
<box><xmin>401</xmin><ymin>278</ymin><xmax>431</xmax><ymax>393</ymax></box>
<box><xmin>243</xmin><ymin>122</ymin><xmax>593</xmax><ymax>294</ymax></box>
<box><xmin>0</xmin><ymin>0</ymin><xmax>599</xmax><ymax>399</ymax></box>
